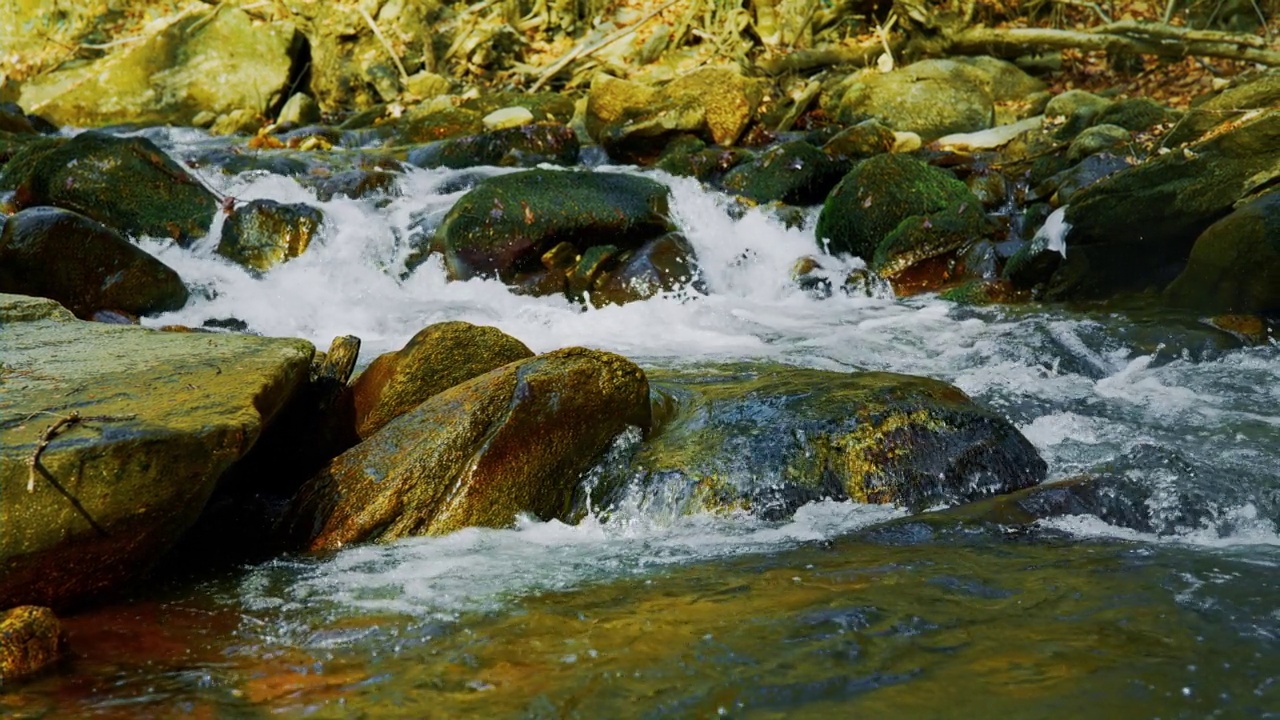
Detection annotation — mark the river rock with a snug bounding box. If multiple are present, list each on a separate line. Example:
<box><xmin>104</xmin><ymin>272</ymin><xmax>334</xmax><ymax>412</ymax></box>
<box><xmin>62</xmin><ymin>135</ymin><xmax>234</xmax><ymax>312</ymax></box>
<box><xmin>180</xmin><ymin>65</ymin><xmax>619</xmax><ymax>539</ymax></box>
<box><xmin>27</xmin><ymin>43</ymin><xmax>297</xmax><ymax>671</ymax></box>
<box><xmin>0</xmin><ymin>606</ymin><xmax>67</xmax><ymax>683</ymax></box>
<box><xmin>305</xmin><ymin>1</ymin><xmax>442</xmax><ymax>111</ymax></box>
<box><xmin>352</xmin><ymin>321</ymin><xmax>534</xmax><ymax>439</ymax></box>
<box><xmin>17</xmin><ymin>7</ymin><xmax>304</xmax><ymax>128</ymax></box>
<box><xmin>277</xmin><ymin>92</ymin><xmax>322</xmax><ymax>128</ymax></box>
<box><xmin>720</xmin><ymin>140</ymin><xmax>846</xmax><ymax>205</ymax></box>
<box><xmin>0</xmin><ymin>132</ymin><xmax>218</xmax><ymax>245</ymax></box>
<box><xmin>216</xmin><ymin>199</ymin><xmax>325</xmax><ymax>272</ymax></box>
<box><xmin>0</xmin><ymin>206</ymin><xmax>189</xmax><ymax>318</ymax></box>
<box><xmin>1066</xmin><ymin>124</ymin><xmax>1130</xmax><ymax>162</ymax></box>
<box><xmin>1165</xmin><ymin>68</ymin><xmax>1280</xmax><ymax>146</ymax></box>
<box><xmin>1163</xmin><ymin>191</ymin><xmax>1280</xmax><ymax>313</ymax></box>
<box><xmin>816</xmin><ymin>153</ymin><xmax>986</xmax><ymax>268</ymax></box>
<box><xmin>663</xmin><ymin>67</ymin><xmax>762</xmax><ymax>146</ymax></box>
<box><xmin>413</xmin><ymin>169</ymin><xmax>676</xmax><ymax>287</ymax></box>
<box><xmin>304</xmin><ymin>168</ymin><xmax>401</xmax><ymax>202</ymax></box>
<box><xmin>588</xmin><ymin>364</ymin><xmax>1046</xmax><ymax>519</ymax></box>
<box><xmin>872</xmin><ymin>205</ymin><xmax>993</xmax><ymax>294</ymax></box>
<box><xmin>394</xmin><ymin>106</ymin><xmax>486</xmax><ymax>144</ymax></box>
<box><xmin>288</xmin><ymin>347</ymin><xmax>651</xmax><ymax>548</ymax></box>
<box><xmin>821</xmin><ymin>120</ymin><xmax>896</xmax><ymax>162</ymax></box>
<box><xmin>827</xmin><ymin>59</ymin><xmax>995</xmax><ymax>141</ymax></box>
<box><xmin>1050</xmin><ymin>108</ymin><xmax>1280</xmax><ymax>299</ymax></box>
<box><xmin>1095</xmin><ymin>97</ymin><xmax>1180</xmax><ymax>132</ymax></box>
<box><xmin>1044</xmin><ymin>90</ymin><xmax>1113</xmax><ymax>140</ymax></box>
<box><xmin>407</xmin><ymin>123</ymin><xmax>580</xmax><ymax>170</ymax></box>
<box><xmin>0</xmin><ymin>294</ymin><xmax>312</xmax><ymax>609</ymax></box>
<box><xmin>587</xmin><ymin>233</ymin><xmax>702</xmax><ymax>307</ymax></box>
<box><xmin>654</xmin><ymin>135</ymin><xmax>752</xmax><ymax>181</ymax></box>
<box><xmin>585</xmin><ymin>73</ymin><xmax>659</xmax><ymax>140</ymax></box>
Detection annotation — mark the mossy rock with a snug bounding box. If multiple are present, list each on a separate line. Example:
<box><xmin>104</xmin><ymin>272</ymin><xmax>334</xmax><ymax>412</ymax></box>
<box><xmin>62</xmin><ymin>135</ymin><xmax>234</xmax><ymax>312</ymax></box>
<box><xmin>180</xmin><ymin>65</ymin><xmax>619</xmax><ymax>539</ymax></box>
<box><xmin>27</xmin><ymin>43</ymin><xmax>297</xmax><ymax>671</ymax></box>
<box><xmin>586</xmin><ymin>73</ymin><xmax>660</xmax><ymax>141</ymax></box>
<box><xmin>216</xmin><ymin>199</ymin><xmax>325</xmax><ymax>272</ymax></box>
<box><xmin>1095</xmin><ymin>97</ymin><xmax>1180</xmax><ymax>132</ymax></box>
<box><xmin>828</xmin><ymin>60</ymin><xmax>995</xmax><ymax>141</ymax></box>
<box><xmin>1066</xmin><ymin>123</ymin><xmax>1130</xmax><ymax>162</ymax></box>
<box><xmin>394</xmin><ymin>107</ymin><xmax>485</xmax><ymax>144</ymax></box>
<box><xmin>304</xmin><ymin>168</ymin><xmax>401</xmax><ymax>202</ymax></box>
<box><xmin>0</xmin><ymin>206</ymin><xmax>189</xmax><ymax>318</ymax></box>
<box><xmin>351</xmin><ymin>321</ymin><xmax>534</xmax><ymax>439</ymax></box>
<box><xmin>662</xmin><ymin>67</ymin><xmax>762</xmax><ymax>146</ymax></box>
<box><xmin>0</xmin><ymin>606</ymin><xmax>66</xmax><ymax>684</ymax></box>
<box><xmin>588</xmin><ymin>364</ymin><xmax>1046</xmax><ymax>518</ymax></box>
<box><xmin>0</xmin><ymin>132</ymin><xmax>217</xmax><ymax>245</ymax></box>
<box><xmin>1163</xmin><ymin>191</ymin><xmax>1280</xmax><ymax>313</ymax></box>
<box><xmin>459</xmin><ymin>92</ymin><xmax>576</xmax><ymax>124</ymax></box>
<box><xmin>1165</xmin><ymin>68</ymin><xmax>1280</xmax><ymax>146</ymax></box>
<box><xmin>872</xmin><ymin>204</ymin><xmax>991</xmax><ymax>293</ymax></box>
<box><xmin>1054</xmin><ymin>108</ymin><xmax>1280</xmax><ymax>299</ymax></box>
<box><xmin>0</xmin><ymin>294</ymin><xmax>313</xmax><ymax>609</ymax></box>
<box><xmin>816</xmin><ymin>153</ymin><xmax>981</xmax><ymax>263</ymax></box>
<box><xmin>185</xmin><ymin>147</ymin><xmax>315</xmax><ymax>177</ymax></box>
<box><xmin>588</xmin><ymin>232</ymin><xmax>702</xmax><ymax>307</ymax></box>
<box><xmin>720</xmin><ymin>140</ymin><xmax>846</xmax><ymax>205</ymax></box>
<box><xmin>419</xmin><ymin>169</ymin><xmax>675</xmax><ymax>283</ymax></box>
<box><xmin>821</xmin><ymin>120</ymin><xmax>896</xmax><ymax>162</ymax></box>
<box><xmin>407</xmin><ymin>123</ymin><xmax>579</xmax><ymax>170</ymax></box>
<box><xmin>287</xmin><ymin>347</ymin><xmax>651</xmax><ymax>548</ymax></box>
<box><xmin>654</xmin><ymin>136</ymin><xmax>752</xmax><ymax>181</ymax></box>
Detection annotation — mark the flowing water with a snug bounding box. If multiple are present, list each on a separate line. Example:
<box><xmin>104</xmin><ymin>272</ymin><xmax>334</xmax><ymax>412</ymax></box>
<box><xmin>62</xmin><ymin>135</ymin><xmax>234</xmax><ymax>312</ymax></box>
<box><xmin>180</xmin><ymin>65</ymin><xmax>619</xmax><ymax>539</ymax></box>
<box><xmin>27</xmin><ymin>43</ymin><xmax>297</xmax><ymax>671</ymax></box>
<box><xmin>6</xmin><ymin>129</ymin><xmax>1280</xmax><ymax>718</ymax></box>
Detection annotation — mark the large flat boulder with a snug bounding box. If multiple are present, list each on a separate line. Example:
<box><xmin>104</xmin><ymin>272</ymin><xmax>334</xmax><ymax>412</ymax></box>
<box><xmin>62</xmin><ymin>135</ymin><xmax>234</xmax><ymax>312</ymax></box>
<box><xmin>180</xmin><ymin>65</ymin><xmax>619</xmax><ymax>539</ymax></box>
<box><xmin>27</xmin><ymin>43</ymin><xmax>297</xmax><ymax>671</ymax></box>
<box><xmin>0</xmin><ymin>294</ymin><xmax>313</xmax><ymax>609</ymax></box>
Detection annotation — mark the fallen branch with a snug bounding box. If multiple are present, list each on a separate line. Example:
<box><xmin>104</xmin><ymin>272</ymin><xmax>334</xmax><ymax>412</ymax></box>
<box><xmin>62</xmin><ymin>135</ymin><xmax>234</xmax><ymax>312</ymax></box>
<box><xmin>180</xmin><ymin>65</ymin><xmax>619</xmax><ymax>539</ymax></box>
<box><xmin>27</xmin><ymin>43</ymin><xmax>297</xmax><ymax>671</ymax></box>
<box><xmin>357</xmin><ymin>6</ymin><xmax>411</xmax><ymax>82</ymax></box>
<box><xmin>948</xmin><ymin>22</ymin><xmax>1280</xmax><ymax>65</ymax></box>
<box><xmin>755</xmin><ymin>38</ymin><xmax>893</xmax><ymax>75</ymax></box>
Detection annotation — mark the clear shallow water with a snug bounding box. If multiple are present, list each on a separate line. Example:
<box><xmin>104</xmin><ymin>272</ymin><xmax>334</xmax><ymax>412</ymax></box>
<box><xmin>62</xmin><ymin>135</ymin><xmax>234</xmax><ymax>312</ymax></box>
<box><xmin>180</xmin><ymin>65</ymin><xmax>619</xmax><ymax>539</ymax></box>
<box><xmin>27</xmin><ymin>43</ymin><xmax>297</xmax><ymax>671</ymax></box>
<box><xmin>7</xmin><ymin>131</ymin><xmax>1280</xmax><ymax>717</ymax></box>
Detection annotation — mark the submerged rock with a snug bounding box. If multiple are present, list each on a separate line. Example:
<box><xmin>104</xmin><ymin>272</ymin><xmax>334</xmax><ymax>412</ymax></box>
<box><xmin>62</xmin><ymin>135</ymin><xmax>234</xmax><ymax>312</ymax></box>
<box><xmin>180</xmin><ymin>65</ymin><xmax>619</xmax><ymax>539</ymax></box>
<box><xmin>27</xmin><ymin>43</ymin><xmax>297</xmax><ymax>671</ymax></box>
<box><xmin>288</xmin><ymin>348</ymin><xmax>651</xmax><ymax>548</ymax></box>
<box><xmin>415</xmin><ymin>169</ymin><xmax>676</xmax><ymax>286</ymax></box>
<box><xmin>587</xmin><ymin>232</ymin><xmax>702</xmax><ymax>307</ymax></box>
<box><xmin>0</xmin><ymin>132</ymin><xmax>218</xmax><ymax>244</ymax></box>
<box><xmin>1164</xmin><ymin>191</ymin><xmax>1280</xmax><ymax>314</ymax></box>
<box><xmin>216</xmin><ymin>199</ymin><xmax>325</xmax><ymax>272</ymax></box>
<box><xmin>589</xmin><ymin>364</ymin><xmax>1046</xmax><ymax>518</ymax></box>
<box><xmin>0</xmin><ymin>606</ymin><xmax>67</xmax><ymax>683</ymax></box>
<box><xmin>0</xmin><ymin>207</ymin><xmax>188</xmax><ymax>318</ymax></box>
<box><xmin>351</xmin><ymin>321</ymin><xmax>534</xmax><ymax>439</ymax></box>
<box><xmin>0</xmin><ymin>294</ymin><xmax>312</xmax><ymax>609</ymax></box>
<box><xmin>815</xmin><ymin>153</ymin><xmax>986</xmax><ymax>274</ymax></box>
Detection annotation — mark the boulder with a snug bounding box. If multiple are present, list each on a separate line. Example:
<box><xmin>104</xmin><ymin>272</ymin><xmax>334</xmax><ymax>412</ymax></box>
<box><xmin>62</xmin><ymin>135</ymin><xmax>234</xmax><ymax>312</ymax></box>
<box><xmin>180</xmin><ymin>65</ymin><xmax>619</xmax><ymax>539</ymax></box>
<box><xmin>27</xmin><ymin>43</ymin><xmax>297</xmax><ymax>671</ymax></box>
<box><xmin>1095</xmin><ymin>97</ymin><xmax>1180</xmax><ymax>132</ymax></box>
<box><xmin>216</xmin><ymin>199</ymin><xmax>325</xmax><ymax>272</ymax></box>
<box><xmin>871</xmin><ymin>205</ymin><xmax>993</xmax><ymax>294</ymax></box>
<box><xmin>586</xmin><ymin>73</ymin><xmax>660</xmax><ymax>140</ymax></box>
<box><xmin>1163</xmin><ymin>191</ymin><xmax>1280</xmax><ymax>314</ymax></box>
<box><xmin>1165</xmin><ymin>68</ymin><xmax>1280</xmax><ymax>146</ymax></box>
<box><xmin>815</xmin><ymin>153</ymin><xmax>985</xmax><ymax>265</ymax></box>
<box><xmin>1066</xmin><ymin>124</ymin><xmax>1130</xmax><ymax>162</ymax></box>
<box><xmin>351</xmin><ymin>322</ymin><xmax>534</xmax><ymax>439</ymax></box>
<box><xmin>17</xmin><ymin>7</ymin><xmax>304</xmax><ymax>128</ymax></box>
<box><xmin>304</xmin><ymin>1</ymin><xmax>442</xmax><ymax>111</ymax></box>
<box><xmin>587</xmin><ymin>233</ymin><xmax>703</xmax><ymax>307</ymax></box>
<box><xmin>304</xmin><ymin>168</ymin><xmax>401</xmax><ymax>202</ymax></box>
<box><xmin>0</xmin><ymin>132</ymin><xmax>218</xmax><ymax>245</ymax></box>
<box><xmin>720</xmin><ymin>140</ymin><xmax>846</xmax><ymax>205</ymax></box>
<box><xmin>827</xmin><ymin>59</ymin><xmax>995</xmax><ymax>141</ymax></box>
<box><xmin>821</xmin><ymin>120</ymin><xmax>896</xmax><ymax>162</ymax></box>
<box><xmin>0</xmin><ymin>606</ymin><xmax>66</xmax><ymax>683</ymax></box>
<box><xmin>276</xmin><ymin>92</ymin><xmax>322</xmax><ymax>128</ymax></box>
<box><xmin>588</xmin><ymin>364</ymin><xmax>1046</xmax><ymax>518</ymax></box>
<box><xmin>1051</xmin><ymin>108</ymin><xmax>1280</xmax><ymax>299</ymax></box>
<box><xmin>0</xmin><ymin>206</ymin><xmax>189</xmax><ymax>318</ymax></box>
<box><xmin>406</xmin><ymin>123</ymin><xmax>580</xmax><ymax>170</ymax></box>
<box><xmin>0</xmin><ymin>294</ymin><xmax>312</xmax><ymax>609</ymax></box>
<box><xmin>654</xmin><ymin>135</ymin><xmax>752</xmax><ymax>181</ymax></box>
<box><xmin>413</xmin><ymin>169</ymin><xmax>676</xmax><ymax>285</ymax></box>
<box><xmin>287</xmin><ymin>347</ymin><xmax>651</xmax><ymax>548</ymax></box>
<box><xmin>662</xmin><ymin>67</ymin><xmax>762</xmax><ymax>146</ymax></box>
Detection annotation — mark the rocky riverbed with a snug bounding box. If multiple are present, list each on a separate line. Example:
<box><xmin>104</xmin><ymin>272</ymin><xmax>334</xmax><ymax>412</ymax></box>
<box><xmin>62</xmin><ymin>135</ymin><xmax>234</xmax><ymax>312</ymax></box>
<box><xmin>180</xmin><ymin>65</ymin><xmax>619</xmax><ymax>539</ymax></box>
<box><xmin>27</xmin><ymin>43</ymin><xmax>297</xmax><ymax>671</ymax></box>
<box><xmin>2</xmin><ymin>0</ymin><xmax>1279</xmax><ymax>710</ymax></box>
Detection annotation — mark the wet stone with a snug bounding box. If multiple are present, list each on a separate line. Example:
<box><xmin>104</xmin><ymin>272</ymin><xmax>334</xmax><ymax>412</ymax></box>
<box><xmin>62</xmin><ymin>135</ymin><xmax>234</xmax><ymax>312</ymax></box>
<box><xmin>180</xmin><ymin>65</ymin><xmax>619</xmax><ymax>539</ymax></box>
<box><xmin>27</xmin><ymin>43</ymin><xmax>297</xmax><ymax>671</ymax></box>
<box><xmin>216</xmin><ymin>200</ymin><xmax>325</xmax><ymax>272</ymax></box>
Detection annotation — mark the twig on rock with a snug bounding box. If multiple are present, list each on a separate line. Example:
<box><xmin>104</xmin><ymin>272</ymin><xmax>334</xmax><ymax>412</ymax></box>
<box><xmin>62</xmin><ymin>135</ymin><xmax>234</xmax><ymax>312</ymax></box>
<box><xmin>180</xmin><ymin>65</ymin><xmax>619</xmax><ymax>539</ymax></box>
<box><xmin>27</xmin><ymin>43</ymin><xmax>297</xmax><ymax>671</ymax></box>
<box><xmin>358</xmin><ymin>6</ymin><xmax>411</xmax><ymax>82</ymax></box>
<box><xmin>530</xmin><ymin>0</ymin><xmax>684</xmax><ymax>92</ymax></box>
<box><xmin>26</xmin><ymin>411</ymin><xmax>137</xmax><ymax>493</ymax></box>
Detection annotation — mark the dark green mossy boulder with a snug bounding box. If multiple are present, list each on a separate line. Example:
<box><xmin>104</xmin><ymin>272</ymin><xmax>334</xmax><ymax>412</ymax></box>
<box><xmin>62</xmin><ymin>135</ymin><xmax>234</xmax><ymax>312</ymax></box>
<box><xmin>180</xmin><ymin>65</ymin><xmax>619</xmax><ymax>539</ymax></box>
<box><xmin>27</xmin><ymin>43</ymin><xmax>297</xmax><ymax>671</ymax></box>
<box><xmin>654</xmin><ymin>135</ymin><xmax>752</xmax><ymax>181</ymax></box>
<box><xmin>0</xmin><ymin>132</ymin><xmax>217</xmax><ymax>244</ymax></box>
<box><xmin>821</xmin><ymin>119</ymin><xmax>896</xmax><ymax>162</ymax></box>
<box><xmin>216</xmin><ymin>199</ymin><xmax>325</xmax><ymax>272</ymax></box>
<box><xmin>816</xmin><ymin>153</ymin><xmax>983</xmax><ymax>264</ymax></box>
<box><xmin>1053</xmin><ymin>109</ymin><xmax>1280</xmax><ymax>299</ymax></box>
<box><xmin>417</xmin><ymin>169</ymin><xmax>676</xmax><ymax>282</ymax></box>
<box><xmin>1095</xmin><ymin>97</ymin><xmax>1180</xmax><ymax>132</ymax></box>
<box><xmin>0</xmin><ymin>207</ymin><xmax>188</xmax><ymax>318</ymax></box>
<box><xmin>287</xmin><ymin>347</ymin><xmax>651</xmax><ymax>548</ymax></box>
<box><xmin>720</xmin><ymin>140</ymin><xmax>846</xmax><ymax>205</ymax></box>
<box><xmin>1163</xmin><ymin>192</ymin><xmax>1280</xmax><ymax>313</ymax></box>
<box><xmin>407</xmin><ymin>123</ymin><xmax>579</xmax><ymax>170</ymax></box>
<box><xmin>588</xmin><ymin>364</ymin><xmax>1046</xmax><ymax>519</ymax></box>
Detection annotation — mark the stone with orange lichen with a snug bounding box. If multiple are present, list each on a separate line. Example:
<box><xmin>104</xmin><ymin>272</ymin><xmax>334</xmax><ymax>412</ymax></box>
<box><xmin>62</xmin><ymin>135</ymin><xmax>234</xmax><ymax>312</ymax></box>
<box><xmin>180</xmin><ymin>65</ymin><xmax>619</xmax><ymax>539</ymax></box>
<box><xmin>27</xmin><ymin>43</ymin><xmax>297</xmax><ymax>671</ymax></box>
<box><xmin>0</xmin><ymin>606</ymin><xmax>67</xmax><ymax>683</ymax></box>
<box><xmin>287</xmin><ymin>347</ymin><xmax>651</xmax><ymax>548</ymax></box>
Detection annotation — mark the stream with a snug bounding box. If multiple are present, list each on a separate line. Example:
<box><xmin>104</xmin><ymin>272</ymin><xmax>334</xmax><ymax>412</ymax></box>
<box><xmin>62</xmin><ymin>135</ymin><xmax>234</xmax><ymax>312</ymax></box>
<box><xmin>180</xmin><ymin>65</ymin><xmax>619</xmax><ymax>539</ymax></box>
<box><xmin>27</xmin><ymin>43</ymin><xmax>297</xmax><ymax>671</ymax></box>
<box><xmin>5</xmin><ymin>127</ymin><xmax>1280</xmax><ymax>718</ymax></box>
